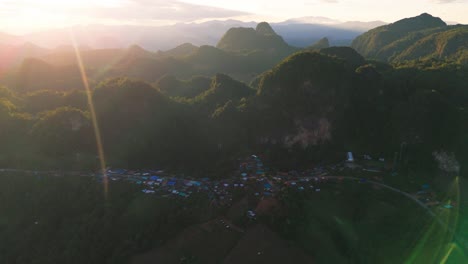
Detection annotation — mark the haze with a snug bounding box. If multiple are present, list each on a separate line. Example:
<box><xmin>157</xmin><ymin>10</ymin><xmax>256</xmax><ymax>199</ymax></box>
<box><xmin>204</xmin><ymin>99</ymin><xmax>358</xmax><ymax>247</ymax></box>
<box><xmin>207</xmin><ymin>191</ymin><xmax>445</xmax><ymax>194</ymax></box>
<box><xmin>1</xmin><ymin>0</ymin><xmax>467</xmax><ymax>34</ymax></box>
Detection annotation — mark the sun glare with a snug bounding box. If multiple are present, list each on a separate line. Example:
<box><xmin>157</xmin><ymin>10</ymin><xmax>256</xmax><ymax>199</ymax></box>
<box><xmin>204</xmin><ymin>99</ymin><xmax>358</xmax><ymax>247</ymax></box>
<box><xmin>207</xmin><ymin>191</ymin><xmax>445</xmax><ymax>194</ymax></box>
<box><xmin>0</xmin><ymin>0</ymin><xmax>126</xmax><ymax>33</ymax></box>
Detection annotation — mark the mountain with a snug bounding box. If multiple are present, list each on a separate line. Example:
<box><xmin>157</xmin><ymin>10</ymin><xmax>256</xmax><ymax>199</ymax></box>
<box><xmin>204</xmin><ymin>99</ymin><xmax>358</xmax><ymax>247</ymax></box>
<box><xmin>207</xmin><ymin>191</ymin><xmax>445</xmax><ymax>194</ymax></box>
<box><xmin>0</xmin><ymin>17</ymin><xmax>384</xmax><ymax>52</ymax></box>
<box><xmin>319</xmin><ymin>47</ymin><xmax>366</xmax><ymax>68</ymax></box>
<box><xmin>271</xmin><ymin>24</ymin><xmax>361</xmax><ymax>47</ymax></box>
<box><xmin>0</xmin><ymin>43</ymin><xmax>49</xmax><ymax>85</ymax></box>
<box><xmin>250</xmin><ymin>52</ymin><xmax>361</xmax><ymax>148</ymax></box>
<box><xmin>391</xmin><ymin>25</ymin><xmax>468</xmax><ymax>63</ymax></box>
<box><xmin>13</xmin><ymin>58</ymin><xmax>85</xmax><ymax>92</ymax></box>
<box><xmin>309</xmin><ymin>37</ymin><xmax>330</xmax><ymax>49</ymax></box>
<box><xmin>351</xmin><ymin>13</ymin><xmax>463</xmax><ymax>61</ymax></box>
<box><xmin>41</xmin><ymin>48</ymin><xmax>126</xmax><ymax>68</ymax></box>
<box><xmin>114</xmin><ymin>45</ymin><xmax>159</xmax><ymax>68</ymax></box>
<box><xmin>3</xmin><ymin>41</ymin><xmax>293</xmax><ymax>90</ymax></box>
<box><xmin>278</xmin><ymin>16</ymin><xmax>386</xmax><ymax>29</ymax></box>
<box><xmin>20</xmin><ymin>22</ymin><xmax>257</xmax><ymax>51</ymax></box>
<box><xmin>216</xmin><ymin>22</ymin><xmax>293</xmax><ymax>53</ymax></box>
<box><xmin>0</xmin><ymin>43</ymin><xmax>49</xmax><ymax>75</ymax></box>
<box><xmin>1</xmin><ymin>23</ymin><xmax>302</xmax><ymax>87</ymax></box>
<box><xmin>156</xmin><ymin>75</ymin><xmax>211</xmax><ymax>98</ymax></box>
<box><xmin>196</xmin><ymin>73</ymin><xmax>254</xmax><ymax>105</ymax></box>
<box><xmin>272</xmin><ymin>19</ymin><xmax>386</xmax><ymax>47</ymax></box>
<box><xmin>281</xmin><ymin>16</ymin><xmax>342</xmax><ymax>25</ymax></box>
<box><xmin>337</xmin><ymin>21</ymin><xmax>388</xmax><ymax>31</ymax></box>
<box><xmin>159</xmin><ymin>43</ymin><xmax>199</xmax><ymax>58</ymax></box>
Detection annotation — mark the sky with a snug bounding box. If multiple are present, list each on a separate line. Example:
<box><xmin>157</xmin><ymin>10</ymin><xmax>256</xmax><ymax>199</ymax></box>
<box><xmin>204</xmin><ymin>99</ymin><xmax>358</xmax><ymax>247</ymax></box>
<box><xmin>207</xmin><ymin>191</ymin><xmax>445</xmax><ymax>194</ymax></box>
<box><xmin>0</xmin><ymin>0</ymin><xmax>467</xmax><ymax>34</ymax></box>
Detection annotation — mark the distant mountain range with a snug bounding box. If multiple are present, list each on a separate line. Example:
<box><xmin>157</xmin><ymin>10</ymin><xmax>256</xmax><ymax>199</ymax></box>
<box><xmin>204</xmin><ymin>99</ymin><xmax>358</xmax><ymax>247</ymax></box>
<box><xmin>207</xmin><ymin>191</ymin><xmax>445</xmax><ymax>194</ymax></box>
<box><xmin>2</xmin><ymin>13</ymin><xmax>468</xmax><ymax>92</ymax></box>
<box><xmin>0</xmin><ymin>23</ymin><xmax>302</xmax><ymax>91</ymax></box>
<box><xmin>0</xmin><ymin>17</ymin><xmax>386</xmax><ymax>51</ymax></box>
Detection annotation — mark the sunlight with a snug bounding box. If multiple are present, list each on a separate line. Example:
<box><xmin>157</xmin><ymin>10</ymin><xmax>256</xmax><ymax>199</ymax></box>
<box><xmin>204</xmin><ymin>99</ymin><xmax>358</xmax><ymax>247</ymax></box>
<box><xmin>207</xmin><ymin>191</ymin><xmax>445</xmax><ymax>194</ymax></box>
<box><xmin>69</xmin><ymin>30</ymin><xmax>109</xmax><ymax>198</ymax></box>
<box><xmin>0</xmin><ymin>0</ymin><xmax>126</xmax><ymax>33</ymax></box>
<box><xmin>10</xmin><ymin>0</ymin><xmax>124</xmax><ymax>8</ymax></box>
<box><xmin>1</xmin><ymin>1</ymin><xmax>468</xmax><ymax>263</ymax></box>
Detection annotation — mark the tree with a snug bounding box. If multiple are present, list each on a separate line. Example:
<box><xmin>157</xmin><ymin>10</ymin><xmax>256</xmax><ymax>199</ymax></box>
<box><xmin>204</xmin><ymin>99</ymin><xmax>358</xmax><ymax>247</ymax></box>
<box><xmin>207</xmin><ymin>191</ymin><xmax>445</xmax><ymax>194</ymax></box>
<box><xmin>30</xmin><ymin>107</ymin><xmax>93</xmax><ymax>156</ymax></box>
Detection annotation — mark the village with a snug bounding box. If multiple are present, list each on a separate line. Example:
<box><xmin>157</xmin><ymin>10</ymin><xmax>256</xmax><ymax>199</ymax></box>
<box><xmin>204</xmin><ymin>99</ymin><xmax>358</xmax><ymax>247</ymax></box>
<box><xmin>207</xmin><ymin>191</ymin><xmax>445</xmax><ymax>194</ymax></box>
<box><xmin>91</xmin><ymin>152</ymin><xmax>452</xmax><ymax>218</ymax></box>
<box><xmin>0</xmin><ymin>152</ymin><xmax>452</xmax><ymax>217</ymax></box>
<box><xmin>100</xmin><ymin>155</ymin><xmax>326</xmax><ymax>201</ymax></box>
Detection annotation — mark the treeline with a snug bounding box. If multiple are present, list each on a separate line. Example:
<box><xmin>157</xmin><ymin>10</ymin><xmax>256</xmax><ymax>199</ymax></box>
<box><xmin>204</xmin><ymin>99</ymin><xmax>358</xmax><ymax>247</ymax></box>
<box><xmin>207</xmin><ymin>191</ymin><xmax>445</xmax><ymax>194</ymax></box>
<box><xmin>1</xmin><ymin>48</ymin><xmax>467</xmax><ymax>176</ymax></box>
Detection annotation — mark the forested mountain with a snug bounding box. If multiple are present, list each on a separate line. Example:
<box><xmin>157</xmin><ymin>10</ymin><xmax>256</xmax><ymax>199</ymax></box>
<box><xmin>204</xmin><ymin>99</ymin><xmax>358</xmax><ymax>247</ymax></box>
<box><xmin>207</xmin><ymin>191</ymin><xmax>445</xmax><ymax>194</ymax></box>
<box><xmin>1</xmin><ymin>45</ymin><xmax>467</xmax><ymax>173</ymax></box>
<box><xmin>392</xmin><ymin>25</ymin><xmax>468</xmax><ymax>63</ymax></box>
<box><xmin>7</xmin><ymin>13</ymin><xmax>459</xmax><ymax>91</ymax></box>
<box><xmin>14</xmin><ymin>58</ymin><xmax>86</xmax><ymax>92</ymax></box>
<box><xmin>2</xmin><ymin>14</ymin><xmax>468</xmax><ymax>172</ymax></box>
<box><xmin>1</xmin><ymin>13</ymin><xmax>468</xmax><ymax>173</ymax></box>
<box><xmin>309</xmin><ymin>37</ymin><xmax>330</xmax><ymax>49</ymax></box>
<box><xmin>156</xmin><ymin>75</ymin><xmax>211</xmax><ymax>98</ymax></box>
<box><xmin>352</xmin><ymin>13</ymin><xmax>468</xmax><ymax>63</ymax></box>
<box><xmin>217</xmin><ymin>22</ymin><xmax>295</xmax><ymax>54</ymax></box>
<box><xmin>1</xmin><ymin>13</ymin><xmax>468</xmax><ymax>263</ymax></box>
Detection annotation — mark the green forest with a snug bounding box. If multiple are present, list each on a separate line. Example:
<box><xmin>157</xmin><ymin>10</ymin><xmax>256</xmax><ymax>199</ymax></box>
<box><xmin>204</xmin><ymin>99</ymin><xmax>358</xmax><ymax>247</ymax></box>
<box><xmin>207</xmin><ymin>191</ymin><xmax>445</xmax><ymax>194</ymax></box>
<box><xmin>1</xmin><ymin>12</ymin><xmax>468</xmax><ymax>264</ymax></box>
<box><xmin>1</xmin><ymin>46</ymin><xmax>467</xmax><ymax>175</ymax></box>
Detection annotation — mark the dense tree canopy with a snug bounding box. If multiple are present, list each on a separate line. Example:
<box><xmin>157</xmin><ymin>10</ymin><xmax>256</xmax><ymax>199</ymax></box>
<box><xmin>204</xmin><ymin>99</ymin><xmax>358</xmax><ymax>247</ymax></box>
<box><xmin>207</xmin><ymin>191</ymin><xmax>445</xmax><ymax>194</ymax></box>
<box><xmin>1</xmin><ymin>14</ymin><xmax>468</xmax><ymax>264</ymax></box>
<box><xmin>352</xmin><ymin>13</ymin><xmax>468</xmax><ymax>64</ymax></box>
<box><xmin>0</xmin><ymin>43</ymin><xmax>467</xmax><ymax>175</ymax></box>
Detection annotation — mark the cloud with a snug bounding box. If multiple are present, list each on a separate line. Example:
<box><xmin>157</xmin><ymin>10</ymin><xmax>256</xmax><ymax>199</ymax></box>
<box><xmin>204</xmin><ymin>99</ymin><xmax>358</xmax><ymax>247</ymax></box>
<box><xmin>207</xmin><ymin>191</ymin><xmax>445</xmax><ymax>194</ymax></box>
<box><xmin>434</xmin><ymin>0</ymin><xmax>467</xmax><ymax>3</ymax></box>
<box><xmin>0</xmin><ymin>0</ymin><xmax>250</xmax><ymax>23</ymax></box>
<box><xmin>79</xmin><ymin>0</ymin><xmax>250</xmax><ymax>22</ymax></box>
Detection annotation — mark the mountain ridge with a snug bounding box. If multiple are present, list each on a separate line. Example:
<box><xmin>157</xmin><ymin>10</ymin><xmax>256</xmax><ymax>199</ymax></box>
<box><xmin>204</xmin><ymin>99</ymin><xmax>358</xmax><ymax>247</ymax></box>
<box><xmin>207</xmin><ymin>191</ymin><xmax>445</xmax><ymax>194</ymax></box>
<box><xmin>351</xmin><ymin>13</ymin><xmax>468</xmax><ymax>62</ymax></box>
<box><xmin>0</xmin><ymin>17</ymin><xmax>386</xmax><ymax>50</ymax></box>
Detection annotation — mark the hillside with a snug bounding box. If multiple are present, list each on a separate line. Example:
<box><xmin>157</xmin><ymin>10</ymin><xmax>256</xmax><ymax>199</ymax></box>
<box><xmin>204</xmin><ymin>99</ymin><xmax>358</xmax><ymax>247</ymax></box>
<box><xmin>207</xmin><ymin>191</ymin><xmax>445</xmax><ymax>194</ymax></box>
<box><xmin>351</xmin><ymin>13</ymin><xmax>452</xmax><ymax>61</ymax></box>
<box><xmin>251</xmin><ymin>52</ymin><xmax>360</xmax><ymax>150</ymax></box>
<box><xmin>1</xmin><ymin>49</ymin><xmax>468</xmax><ymax>262</ymax></box>
<box><xmin>12</xmin><ymin>58</ymin><xmax>86</xmax><ymax>92</ymax></box>
<box><xmin>41</xmin><ymin>48</ymin><xmax>126</xmax><ymax>67</ymax></box>
<box><xmin>393</xmin><ymin>25</ymin><xmax>468</xmax><ymax>63</ymax></box>
<box><xmin>156</xmin><ymin>75</ymin><xmax>211</xmax><ymax>98</ymax></box>
<box><xmin>3</xmin><ymin>7</ymin><xmax>468</xmax><ymax>264</ymax></box>
<box><xmin>194</xmin><ymin>73</ymin><xmax>255</xmax><ymax>107</ymax></box>
<box><xmin>1</xmin><ymin>19</ymin><xmax>468</xmax><ymax>172</ymax></box>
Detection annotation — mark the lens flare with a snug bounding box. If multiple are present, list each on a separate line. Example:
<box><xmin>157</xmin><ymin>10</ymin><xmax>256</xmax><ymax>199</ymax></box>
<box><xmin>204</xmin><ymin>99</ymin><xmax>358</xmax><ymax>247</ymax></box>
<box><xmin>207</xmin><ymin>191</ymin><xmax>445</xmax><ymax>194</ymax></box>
<box><xmin>69</xmin><ymin>30</ymin><xmax>109</xmax><ymax>197</ymax></box>
<box><xmin>405</xmin><ymin>176</ymin><xmax>467</xmax><ymax>263</ymax></box>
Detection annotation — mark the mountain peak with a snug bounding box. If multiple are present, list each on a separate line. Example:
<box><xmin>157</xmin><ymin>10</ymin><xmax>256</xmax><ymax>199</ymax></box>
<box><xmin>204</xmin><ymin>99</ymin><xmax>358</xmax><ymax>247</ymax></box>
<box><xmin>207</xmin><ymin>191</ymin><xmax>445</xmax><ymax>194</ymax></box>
<box><xmin>390</xmin><ymin>13</ymin><xmax>446</xmax><ymax>32</ymax></box>
<box><xmin>352</xmin><ymin>13</ymin><xmax>448</xmax><ymax>58</ymax></box>
<box><xmin>256</xmin><ymin>22</ymin><xmax>276</xmax><ymax>35</ymax></box>
<box><xmin>217</xmin><ymin>24</ymin><xmax>291</xmax><ymax>52</ymax></box>
<box><xmin>310</xmin><ymin>37</ymin><xmax>330</xmax><ymax>49</ymax></box>
<box><xmin>126</xmin><ymin>44</ymin><xmax>151</xmax><ymax>57</ymax></box>
<box><xmin>419</xmin><ymin>12</ymin><xmax>433</xmax><ymax>18</ymax></box>
<box><xmin>415</xmin><ymin>12</ymin><xmax>444</xmax><ymax>23</ymax></box>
